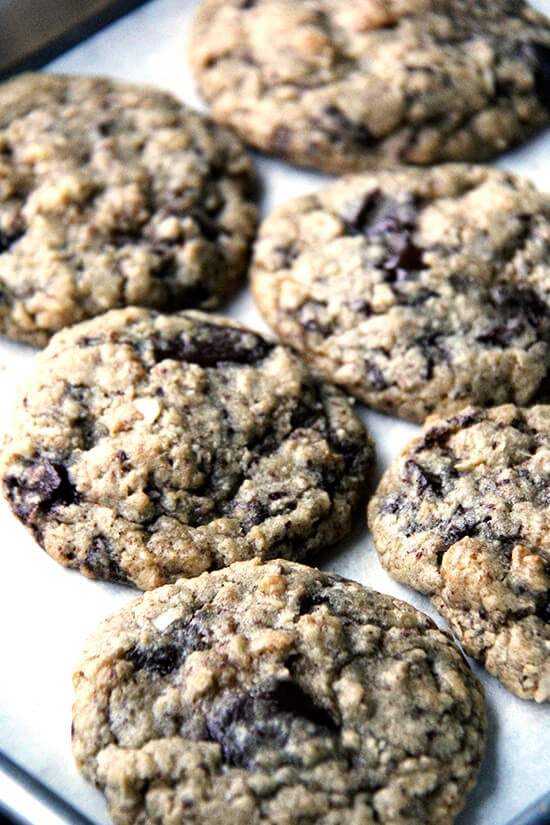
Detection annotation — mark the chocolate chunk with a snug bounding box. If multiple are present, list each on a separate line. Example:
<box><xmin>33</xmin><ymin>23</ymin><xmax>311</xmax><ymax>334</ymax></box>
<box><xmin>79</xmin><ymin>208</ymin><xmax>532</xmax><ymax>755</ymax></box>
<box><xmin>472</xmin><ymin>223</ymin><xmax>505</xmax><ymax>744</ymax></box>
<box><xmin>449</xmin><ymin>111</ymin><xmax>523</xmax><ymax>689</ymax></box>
<box><xmin>242</xmin><ymin>501</ymin><xmax>272</xmax><ymax>531</ymax></box>
<box><xmin>344</xmin><ymin>191</ymin><xmax>425</xmax><ymax>279</ymax></box>
<box><xmin>153</xmin><ymin>323</ymin><xmax>273</xmax><ymax>367</ymax></box>
<box><xmin>206</xmin><ymin>679</ymin><xmax>336</xmax><ymax>768</ymax></box>
<box><xmin>419</xmin><ymin>410</ymin><xmax>483</xmax><ymax>449</ymax></box>
<box><xmin>299</xmin><ymin>589</ymin><xmax>331</xmax><ymax>614</ymax></box>
<box><xmin>383</xmin><ymin>236</ymin><xmax>425</xmax><ymax>282</ymax></box>
<box><xmin>440</xmin><ymin>508</ymin><xmax>489</xmax><ymax>550</ymax></box>
<box><xmin>82</xmin><ymin>535</ymin><xmax>129</xmax><ymax>584</ymax></box>
<box><xmin>405</xmin><ymin>460</ymin><xmax>443</xmax><ymax>496</ymax></box>
<box><xmin>125</xmin><ymin>643</ymin><xmax>181</xmax><ymax>676</ymax></box>
<box><xmin>3</xmin><ymin>457</ymin><xmax>78</xmax><ymax>521</ymax></box>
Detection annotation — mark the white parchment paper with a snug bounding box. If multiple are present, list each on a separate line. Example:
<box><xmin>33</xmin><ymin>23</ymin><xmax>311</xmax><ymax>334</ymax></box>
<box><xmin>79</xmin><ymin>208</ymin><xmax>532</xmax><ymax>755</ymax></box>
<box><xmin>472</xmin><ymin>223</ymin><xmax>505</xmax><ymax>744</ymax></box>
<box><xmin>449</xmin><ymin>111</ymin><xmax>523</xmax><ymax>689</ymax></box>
<box><xmin>0</xmin><ymin>2</ymin><xmax>549</xmax><ymax>824</ymax></box>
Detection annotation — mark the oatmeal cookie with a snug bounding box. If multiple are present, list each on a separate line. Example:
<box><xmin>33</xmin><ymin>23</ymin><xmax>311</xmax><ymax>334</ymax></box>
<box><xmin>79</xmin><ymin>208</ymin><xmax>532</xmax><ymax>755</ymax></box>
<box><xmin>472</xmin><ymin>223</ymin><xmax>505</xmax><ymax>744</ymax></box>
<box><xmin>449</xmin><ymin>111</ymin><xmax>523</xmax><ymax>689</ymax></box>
<box><xmin>369</xmin><ymin>404</ymin><xmax>550</xmax><ymax>701</ymax></box>
<box><xmin>251</xmin><ymin>165</ymin><xmax>550</xmax><ymax>422</ymax></box>
<box><xmin>1</xmin><ymin>308</ymin><xmax>372</xmax><ymax>589</ymax></box>
<box><xmin>190</xmin><ymin>0</ymin><xmax>550</xmax><ymax>172</ymax></box>
<box><xmin>72</xmin><ymin>558</ymin><xmax>486</xmax><ymax>825</ymax></box>
<box><xmin>0</xmin><ymin>72</ymin><xmax>257</xmax><ymax>345</ymax></box>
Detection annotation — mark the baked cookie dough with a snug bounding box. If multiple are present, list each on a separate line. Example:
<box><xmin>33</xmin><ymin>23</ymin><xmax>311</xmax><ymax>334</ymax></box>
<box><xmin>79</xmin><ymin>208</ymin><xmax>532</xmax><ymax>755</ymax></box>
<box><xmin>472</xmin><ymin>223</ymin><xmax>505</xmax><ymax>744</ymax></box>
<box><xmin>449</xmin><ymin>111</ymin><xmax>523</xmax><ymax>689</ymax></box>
<box><xmin>190</xmin><ymin>0</ymin><xmax>550</xmax><ymax>173</ymax></box>
<box><xmin>0</xmin><ymin>72</ymin><xmax>258</xmax><ymax>346</ymax></box>
<box><xmin>72</xmin><ymin>558</ymin><xmax>486</xmax><ymax>825</ymax></box>
<box><xmin>1</xmin><ymin>308</ymin><xmax>372</xmax><ymax>589</ymax></box>
<box><xmin>368</xmin><ymin>404</ymin><xmax>550</xmax><ymax>702</ymax></box>
<box><xmin>251</xmin><ymin>164</ymin><xmax>550</xmax><ymax>422</ymax></box>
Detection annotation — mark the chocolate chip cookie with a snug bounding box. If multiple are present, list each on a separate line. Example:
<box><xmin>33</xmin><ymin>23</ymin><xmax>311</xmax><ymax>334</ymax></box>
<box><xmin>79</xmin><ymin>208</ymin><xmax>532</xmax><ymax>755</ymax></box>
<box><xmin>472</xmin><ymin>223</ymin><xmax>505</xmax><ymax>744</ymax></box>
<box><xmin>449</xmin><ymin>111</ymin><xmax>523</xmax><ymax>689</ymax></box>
<box><xmin>190</xmin><ymin>0</ymin><xmax>550</xmax><ymax>173</ymax></box>
<box><xmin>72</xmin><ymin>558</ymin><xmax>486</xmax><ymax>825</ymax></box>
<box><xmin>0</xmin><ymin>72</ymin><xmax>258</xmax><ymax>346</ymax></box>
<box><xmin>1</xmin><ymin>308</ymin><xmax>372</xmax><ymax>589</ymax></box>
<box><xmin>251</xmin><ymin>164</ymin><xmax>550</xmax><ymax>422</ymax></box>
<box><xmin>368</xmin><ymin>404</ymin><xmax>550</xmax><ymax>701</ymax></box>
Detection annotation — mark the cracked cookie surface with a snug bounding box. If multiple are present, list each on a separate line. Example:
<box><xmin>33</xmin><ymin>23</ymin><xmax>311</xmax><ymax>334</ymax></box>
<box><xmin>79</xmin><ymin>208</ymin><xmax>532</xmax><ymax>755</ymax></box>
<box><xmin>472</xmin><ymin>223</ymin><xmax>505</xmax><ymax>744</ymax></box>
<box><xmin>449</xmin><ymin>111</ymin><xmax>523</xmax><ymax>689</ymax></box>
<box><xmin>190</xmin><ymin>0</ymin><xmax>550</xmax><ymax>173</ymax></box>
<box><xmin>0</xmin><ymin>308</ymin><xmax>372</xmax><ymax>589</ymax></box>
<box><xmin>72</xmin><ymin>558</ymin><xmax>486</xmax><ymax>825</ymax></box>
<box><xmin>0</xmin><ymin>72</ymin><xmax>257</xmax><ymax>345</ymax></box>
<box><xmin>368</xmin><ymin>404</ymin><xmax>550</xmax><ymax>701</ymax></box>
<box><xmin>251</xmin><ymin>165</ymin><xmax>550</xmax><ymax>422</ymax></box>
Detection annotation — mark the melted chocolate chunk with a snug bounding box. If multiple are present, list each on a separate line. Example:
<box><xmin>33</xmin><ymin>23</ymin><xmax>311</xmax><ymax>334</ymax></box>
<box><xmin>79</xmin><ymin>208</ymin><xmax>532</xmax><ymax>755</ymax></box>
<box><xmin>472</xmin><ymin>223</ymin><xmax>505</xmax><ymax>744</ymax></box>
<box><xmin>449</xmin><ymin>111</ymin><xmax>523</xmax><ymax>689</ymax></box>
<box><xmin>124</xmin><ymin>609</ymin><xmax>213</xmax><ymax>675</ymax></box>
<box><xmin>383</xmin><ymin>236</ymin><xmax>425</xmax><ymax>282</ymax></box>
<box><xmin>242</xmin><ymin>501</ymin><xmax>272</xmax><ymax>532</ymax></box>
<box><xmin>206</xmin><ymin>679</ymin><xmax>336</xmax><ymax>768</ymax></box>
<box><xmin>153</xmin><ymin>323</ymin><xmax>273</xmax><ymax>367</ymax></box>
<box><xmin>344</xmin><ymin>191</ymin><xmax>426</xmax><ymax>279</ymax></box>
<box><xmin>405</xmin><ymin>460</ymin><xmax>443</xmax><ymax>496</ymax></box>
<box><xmin>125</xmin><ymin>643</ymin><xmax>181</xmax><ymax>676</ymax></box>
<box><xmin>419</xmin><ymin>410</ymin><xmax>483</xmax><ymax>450</ymax></box>
<box><xmin>440</xmin><ymin>507</ymin><xmax>490</xmax><ymax>551</ymax></box>
<box><xmin>299</xmin><ymin>589</ymin><xmax>331</xmax><ymax>614</ymax></box>
<box><xmin>4</xmin><ymin>458</ymin><xmax>78</xmax><ymax>521</ymax></box>
<box><xmin>82</xmin><ymin>535</ymin><xmax>129</xmax><ymax>584</ymax></box>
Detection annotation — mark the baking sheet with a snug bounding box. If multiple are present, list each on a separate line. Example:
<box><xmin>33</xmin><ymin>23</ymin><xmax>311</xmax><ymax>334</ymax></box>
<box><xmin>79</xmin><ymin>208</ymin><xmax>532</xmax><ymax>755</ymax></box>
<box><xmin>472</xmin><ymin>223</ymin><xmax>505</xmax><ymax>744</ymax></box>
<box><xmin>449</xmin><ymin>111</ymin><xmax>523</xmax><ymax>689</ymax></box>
<box><xmin>0</xmin><ymin>1</ymin><xmax>549</xmax><ymax>823</ymax></box>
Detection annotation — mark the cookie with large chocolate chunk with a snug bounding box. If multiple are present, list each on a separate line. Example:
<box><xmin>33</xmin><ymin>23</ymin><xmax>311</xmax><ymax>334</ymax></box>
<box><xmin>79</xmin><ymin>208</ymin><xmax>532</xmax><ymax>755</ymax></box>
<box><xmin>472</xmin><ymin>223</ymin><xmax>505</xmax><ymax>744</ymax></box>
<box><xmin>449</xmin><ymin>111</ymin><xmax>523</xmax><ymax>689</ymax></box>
<box><xmin>0</xmin><ymin>308</ymin><xmax>372</xmax><ymax>589</ymax></box>
<box><xmin>190</xmin><ymin>0</ymin><xmax>550</xmax><ymax>173</ymax></box>
<box><xmin>369</xmin><ymin>404</ymin><xmax>550</xmax><ymax>701</ymax></box>
<box><xmin>251</xmin><ymin>165</ymin><xmax>550</xmax><ymax>422</ymax></box>
<box><xmin>72</xmin><ymin>558</ymin><xmax>486</xmax><ymax>825</ymax></box>
<box><xmin>0</xmin><ymin>72</ymin><xmax>257</xmax><ymax>345</ymax></box>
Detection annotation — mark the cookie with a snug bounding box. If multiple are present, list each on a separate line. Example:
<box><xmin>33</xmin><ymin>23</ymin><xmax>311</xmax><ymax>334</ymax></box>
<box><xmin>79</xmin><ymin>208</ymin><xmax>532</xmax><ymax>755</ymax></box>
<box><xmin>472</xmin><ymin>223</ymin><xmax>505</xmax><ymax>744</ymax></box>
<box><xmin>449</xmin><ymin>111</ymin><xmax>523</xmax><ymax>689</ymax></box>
<box><xmin>189</xmin><ymin>0</ymin><xmax>550</xmax><ymax>173</ymax></box>
<box><xmin>1</xmin><ymin>308</ymin><xmax>372</xmax><ymax>589</ymax></box>
<box><xmin>72</xmin><ymin>558</ymin><xmax>486</xmax><ymax>825</ymax></box>
<box><xmin>0</xmin><ymin>72</ymin><xmax>258</xmax><ymax>346</ymax></box>
<box><xmin>368</xmin><ymin>404</ymin><xmax>550</xmax><ymax>702</ymax></box>
<box><xmin>251</xmin><ymin>164</ymin><xmax>550</xmax><ymax>423</ymax></box>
